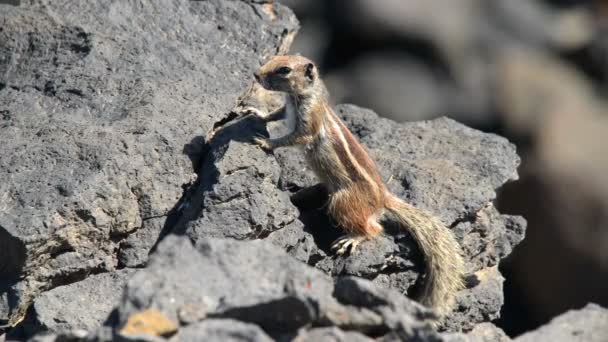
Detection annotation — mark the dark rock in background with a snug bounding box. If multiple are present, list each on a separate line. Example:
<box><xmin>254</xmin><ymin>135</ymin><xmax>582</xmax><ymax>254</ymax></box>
<box><xmin>279</xmin><ymin>0</ymin><xmax>596</xmax><ymax>127</ymax></box>
<box><xmin>495</xmin><ymin>45</ymin><xmax>608</xmax><ymax>332</ymax></box>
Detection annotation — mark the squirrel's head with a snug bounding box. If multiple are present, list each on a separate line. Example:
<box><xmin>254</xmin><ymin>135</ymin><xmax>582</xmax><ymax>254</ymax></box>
<box><xmin>254</xmin><ymin>55</ymin><xmax>319</xmax><ymax>95</ymax></box>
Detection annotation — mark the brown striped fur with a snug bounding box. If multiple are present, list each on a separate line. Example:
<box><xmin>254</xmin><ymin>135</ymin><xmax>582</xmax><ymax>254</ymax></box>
<box><xmin>252</xmin><ymin>55</ymin><xmax>465</xmax><ymax>320</ymax></box>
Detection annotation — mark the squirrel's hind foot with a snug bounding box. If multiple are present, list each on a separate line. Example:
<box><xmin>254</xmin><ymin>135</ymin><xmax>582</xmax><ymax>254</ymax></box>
<box><xmin>331</xmin><ymin>235</ymin><xmax>367</xmax><ymax>255</ymax></box>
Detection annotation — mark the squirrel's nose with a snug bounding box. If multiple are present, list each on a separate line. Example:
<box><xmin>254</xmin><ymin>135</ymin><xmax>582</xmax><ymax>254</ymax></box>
<box><xmin>254</xmin><ymin>71</ymin><xmax>261</xmax><ymax>83</ymax></box>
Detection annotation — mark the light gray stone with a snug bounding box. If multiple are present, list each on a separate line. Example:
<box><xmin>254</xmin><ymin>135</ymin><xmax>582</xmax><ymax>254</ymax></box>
<box><xmin>0</xmin><ymin>0</ymin><xmax>298</xmax><ymax>326</ymax></box>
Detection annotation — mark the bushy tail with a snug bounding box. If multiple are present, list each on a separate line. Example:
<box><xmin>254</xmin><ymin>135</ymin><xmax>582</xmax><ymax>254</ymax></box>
<box><xmin>385</xmin><ymin>196</ymin><xmax>465</xmax><ymax>317</ymax></box>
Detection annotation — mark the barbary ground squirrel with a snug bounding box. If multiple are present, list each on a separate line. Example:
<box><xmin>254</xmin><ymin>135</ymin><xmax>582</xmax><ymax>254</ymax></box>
<box><xmin>249</xmin><ymin>55</ymin><xmax>465</xmax><ymax>319</ymax></box>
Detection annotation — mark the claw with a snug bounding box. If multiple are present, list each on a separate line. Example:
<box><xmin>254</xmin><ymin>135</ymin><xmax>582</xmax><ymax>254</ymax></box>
<box><xmin>240</xmin><ymin>106</ymin><xmax>267</xmax><ymax>118</ymax></box>
<box><xmin>331</xmin><ymin>235</ymin><xmax>365</xmax><ymax>255</ymax></box>
<box><xmin>252</xmin><ymin>136</ymin><xmax>272</xmax><ymax>151</ymax></box>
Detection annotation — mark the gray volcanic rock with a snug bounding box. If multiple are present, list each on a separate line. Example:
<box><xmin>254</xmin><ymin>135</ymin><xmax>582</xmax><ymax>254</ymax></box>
<box><xmin>172</xmin><ymin>117</ymin><xmax>300</xmax><ymax>242</ymax></box>
<box><xmin>0</xmin><ymin>0</ymin><xmax>297</xmax><ymax>326</ymax></box>
<box><xmin>467</xmin><ymin>323</ymin><xmax>511</xmax><ymax>342</ymax></box>
<box><xmin>442</xmin><ymin>267</ymin><xmax>504</xmax><ymax>332</ymax></box>
<box><xmin>117</xmin><ymin>217</ymin><xmax>165</xmax><ymax>268</ymax></box>
<box><xmin>113</xmin><ymin>235</ymin><xmax>438</xmax><ymax>340</ymax></box>
<box><xmin>177</xmin><ymin>319</ymin><xmax>273</xmax><ymax>342</ymax></box>
<box><xmin>441</xmin><ymin>323</ymin><xmax>511</xmax><ymax>342</ymax></box>
<box><xmin>117</xmin><ymin>236</ymin><xmax>337</xmax><ymax>333</ymax></box>
<box><xmin>333</xmin><ymin>276</ymin><xmax>437</xmax><ymax>332</ymax></box>
<box><xmin>334</xmin><ymin>104</ymin><xmax>520</xmax><ymax>227</ymax></box>
<box><xmin>514</xmin><ymin>304</ymin><xmax>608</xmax><ymax>342</ymax></box>
<box><xmin>24</xmin><ymin>269</ymin><xmax>136</xmax><ymax>335</ymax></box>
<box><xmin>292</xmin><ymin>327</ymin><xmax>373</xmax><ymax>342</ymax></box>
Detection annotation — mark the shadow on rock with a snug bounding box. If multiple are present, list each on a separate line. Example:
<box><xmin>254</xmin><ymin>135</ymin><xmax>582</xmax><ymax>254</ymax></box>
<box><xmin>151</xmin><ymin>114</ymin><xmax>269</xmax><ymax>254</ymax></box>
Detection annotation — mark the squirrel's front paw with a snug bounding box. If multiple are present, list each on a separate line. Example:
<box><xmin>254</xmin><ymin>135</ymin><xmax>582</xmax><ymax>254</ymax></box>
<box><xmin>241</xmin><ymin>106</ymin><xmax>267</xmax><ymax>119</ymax></box>
<box><xmin>252</xmin><ymin>136</ymin><xmax>273</xmax><ymax>151</ymax></box>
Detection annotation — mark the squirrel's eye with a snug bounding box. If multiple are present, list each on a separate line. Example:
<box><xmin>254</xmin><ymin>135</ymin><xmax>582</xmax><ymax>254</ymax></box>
<box><xmin>276</xmin><ymin>66</ymin><xmax>292</xmax><ymax>75</ymax></box>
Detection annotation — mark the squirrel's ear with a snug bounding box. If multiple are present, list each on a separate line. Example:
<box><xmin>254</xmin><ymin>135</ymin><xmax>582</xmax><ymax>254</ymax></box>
<box><xmin>305</xmin><ymin>63</ymin><xmax>315</xmax><ymax>83</ymax></box>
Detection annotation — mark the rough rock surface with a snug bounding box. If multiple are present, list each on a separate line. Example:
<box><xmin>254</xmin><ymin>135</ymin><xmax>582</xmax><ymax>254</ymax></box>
<box><xmin>111</xmin><ymin>236</ymin><xmax>439</xmax><ymax>341</ymax></box>
<box><xmin>177</xmin><ymin>319</ymin><xmax>274</xmax><ymax>342</ymax></box>
<box><xmin>514</xmin><ymin>304</ymin><xmax>608</xmax><ymax>342</ymax></box>
<box><xmin>0</xmin><ymin>0</ymin><xmax>297</xmax><ymax>326</ymax></box>
<box><xmin>23</xmin><ymin>269</ymin><xmax>136</xmax><ymax>335</ymax></box>
<box><xmin>441</xmin><ymin>323</ymin><xmax>511</xmax><ymax>342</ymax></box>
